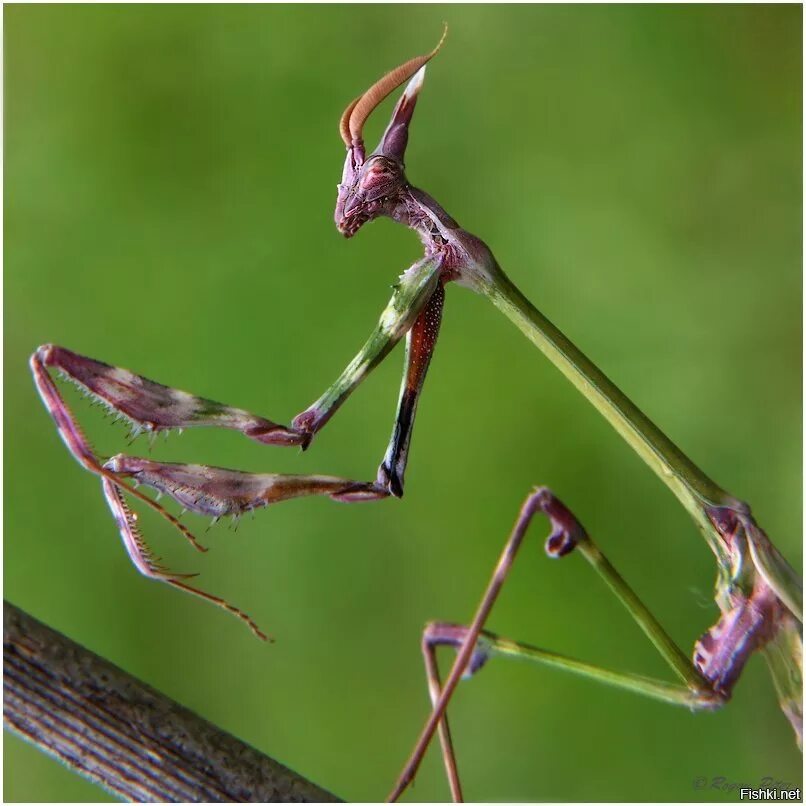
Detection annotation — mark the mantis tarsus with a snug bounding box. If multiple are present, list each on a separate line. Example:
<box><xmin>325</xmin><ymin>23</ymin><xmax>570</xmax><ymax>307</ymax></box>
<box><xmin>30</xmin><ymin>28</ymin><xmax>801</xmax><ymax>801</ymax></box>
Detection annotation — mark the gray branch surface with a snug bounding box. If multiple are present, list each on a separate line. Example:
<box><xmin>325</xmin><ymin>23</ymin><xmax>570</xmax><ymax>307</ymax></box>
<box><xmin>4</xmin><ymin>601</ymin><xmax>341</xmax><ymax>802</ymax></box>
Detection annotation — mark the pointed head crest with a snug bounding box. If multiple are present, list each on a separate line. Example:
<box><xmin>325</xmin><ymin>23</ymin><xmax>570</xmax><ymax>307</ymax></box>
<box><xmin>335</xmin><ymin>26</ymin><xmax>447</xmax><ymax>237</ymax></box>
<box><xmin>339</xmin><ymin>24</ymin><xmax>447</xmax><ymax>154</ymax></box>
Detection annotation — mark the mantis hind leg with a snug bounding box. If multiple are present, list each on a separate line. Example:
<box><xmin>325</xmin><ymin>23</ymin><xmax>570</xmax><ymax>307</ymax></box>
<box><xmin>389</xmin><ymin>487</ymin><xmax>726</xmax><ymax>802</ymax></box>
<box><xmin>420</xmin><ymin>622</ymin><xmax>724</xmax><ymax>802</ymax></box>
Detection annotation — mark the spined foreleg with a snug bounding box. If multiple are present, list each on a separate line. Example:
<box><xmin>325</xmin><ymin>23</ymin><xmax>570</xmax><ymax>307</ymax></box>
<box><xmin>30</xmin><ymin>256</ymin><xmax>443</xmax><ymax>636</ymax></box>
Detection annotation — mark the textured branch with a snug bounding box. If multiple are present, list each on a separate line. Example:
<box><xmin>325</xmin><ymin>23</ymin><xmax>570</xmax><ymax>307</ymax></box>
<box><xmin>3</xmin><ymin>601</ymin><xmax>340</xmax><ymax>802</ymax></box>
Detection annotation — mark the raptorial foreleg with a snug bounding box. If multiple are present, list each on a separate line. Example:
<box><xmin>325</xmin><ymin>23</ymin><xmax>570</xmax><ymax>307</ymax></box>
<box><xmin>32</xmin><ymin>344</ymin><xmax>304</xmax><ymax>447</ymax></box>
<box><xmin>30</xmin><ymin>256</ymin><xmax>443</xmax><ymax>636</ymax></box>
<box><xmin>102</xmin><ymin>477</ymin><xmax>268</xmax><ymax>640</ymax></box>
<box><xmin>31</xmin><ymin>347</ymin><xmax>208</xmax><ymax>552</ymax></box>
<box><xmin>104</xmin><ymin>455</ymin><xmax>389</xmax><ymax>519</ymax></box>
<box><xmin>31</xmin><ymin>345</ymin><xmax>386</xmax><ymax>639</ymax></box>
<box><xmin>31</xmin><ymin>350</ymin><xmax>269</xmax><ymax>636</ymax></box>
<box><xmin>33</xmin><ymin>254</ymin><xmax>443</xmax><ymax>459</ymax></box>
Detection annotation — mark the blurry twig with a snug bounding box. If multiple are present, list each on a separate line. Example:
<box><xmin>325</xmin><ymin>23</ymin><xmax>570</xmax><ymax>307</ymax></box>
<box><xmin>3</xmin><ymin>601</ymin><xmax>340</xmax><ymax>803</ymax></box>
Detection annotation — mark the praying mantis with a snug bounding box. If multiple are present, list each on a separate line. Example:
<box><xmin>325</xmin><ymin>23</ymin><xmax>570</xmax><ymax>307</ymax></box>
<box><xmin>28</xmin><ymin>26</ymin><xmax>801</xmax><ymax>802</ymax></box>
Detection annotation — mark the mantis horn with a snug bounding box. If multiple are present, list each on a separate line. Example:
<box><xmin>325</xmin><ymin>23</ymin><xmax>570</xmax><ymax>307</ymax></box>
<box><xmin>339</xmin><ymin>24</ymin><xmax>447</xmax><ymax>149</ymax></box>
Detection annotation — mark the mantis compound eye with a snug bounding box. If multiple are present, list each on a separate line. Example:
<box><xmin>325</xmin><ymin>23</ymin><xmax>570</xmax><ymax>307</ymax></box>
<box><xmin>334</xmin><ymin>155</ymin><xmax>404</xmax><ymax>237</ymax></box>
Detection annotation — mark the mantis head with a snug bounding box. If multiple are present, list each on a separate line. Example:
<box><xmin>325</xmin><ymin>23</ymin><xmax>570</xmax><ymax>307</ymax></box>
<box><xmin>335</xmin><ymin>28</ymin><xmax>446</xmax><ymax>237</ymax></box>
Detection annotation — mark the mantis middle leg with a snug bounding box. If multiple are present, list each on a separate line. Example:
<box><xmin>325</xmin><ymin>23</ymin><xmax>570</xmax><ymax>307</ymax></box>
<box><xmin>388</xmin><ymin>488</ymin><xmax>787</xmax><ymax>801</ymax></box>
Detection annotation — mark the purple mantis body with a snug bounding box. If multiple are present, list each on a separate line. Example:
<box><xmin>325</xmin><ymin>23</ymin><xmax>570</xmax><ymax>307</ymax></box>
<box><xmin>31</xmin><ymin>28</ymin><xmax>801</xmax><ymax>801</ymax></box>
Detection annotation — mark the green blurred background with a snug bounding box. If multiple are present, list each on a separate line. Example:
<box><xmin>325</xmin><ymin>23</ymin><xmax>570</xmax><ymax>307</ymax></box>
<box><xmin>5</xmin><ymin>5</ymin><xmax>802</xmax><ymax>802</ymax></box>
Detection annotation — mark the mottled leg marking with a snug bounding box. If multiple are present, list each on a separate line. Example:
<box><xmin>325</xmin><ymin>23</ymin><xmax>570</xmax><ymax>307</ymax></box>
<box><xmin>31</xmin><ymin>258</ymin><xmax>440</xmax><ymax>639</ymax></box>
<box><xmin>105</xmin><ymin>455</ymin><xmax>389</xmax><ymax>518</ymax></box>
<box><xmin>378</xmin><ymin>282</ymin><xmax>445</xmax><ymax>498</ymax></box>
<box><xmin>31</xmin><ymin>338</ymin><xmax>393</xmax><ymax>639</ymax></box>
<box><xmin>31</xmin><ymin>346</ymin><xmax>276</xmax><ymax>637</ymax></box>
<box><xmin>694</xmin><ymin>510</ymin><xmax>789</xmax><ymax>697</ymax></box>
<box><xmin>34</xmin><ymin>344</ymin><xmax>304</xmax><ymax>446</ymax></box>
<box><xmin>30</xmin><ymin>347</ymin><xmax>208</xmax><ymax>553</ymax></box>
